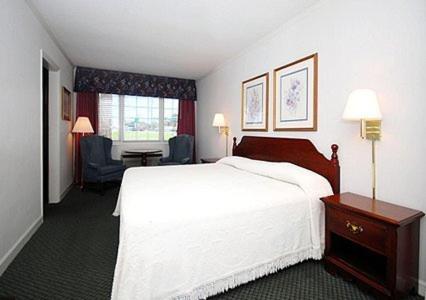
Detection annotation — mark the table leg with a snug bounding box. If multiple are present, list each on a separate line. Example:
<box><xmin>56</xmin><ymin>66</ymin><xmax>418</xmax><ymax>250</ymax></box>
<box><xmin>141</xmin><ymin>153</ymin><xmax>148</xmax><ymax>166</ymax></box>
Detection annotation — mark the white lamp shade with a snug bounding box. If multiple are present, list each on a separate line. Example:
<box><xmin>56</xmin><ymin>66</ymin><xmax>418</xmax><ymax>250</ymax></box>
<box><xmin>72</xmin><ymin>117</ymin><xmax>94</xmax><ymax>133</ymax></box>
<box><xmin>212</xmin><ymin>113</ymin><xmax>226</xmax><ymax>127</ymax></box>
<box><xmin>342</xmin><ymin>89</ymin><xmax>382</xmax><ymax>120</ymax></box>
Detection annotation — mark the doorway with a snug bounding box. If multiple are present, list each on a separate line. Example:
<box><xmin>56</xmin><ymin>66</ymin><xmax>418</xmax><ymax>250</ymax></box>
<box><xmin>42</xmin><ymin>61</ymin><xmax>49</xmax><ymax>214</ymax></box>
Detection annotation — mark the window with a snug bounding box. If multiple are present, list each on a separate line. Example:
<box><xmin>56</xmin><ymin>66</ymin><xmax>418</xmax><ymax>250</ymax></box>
<box><xmin>98</xmin><ymin>94</ymin><xmax>120</xmax><ymax>140</ymax></box>
<box><xmin>99</xmin><ymin>94</ymin><xmax>179</xmax><ymax>142</ymax></box>
<box><xmin>123</xmin><ymin>96</ymin><xmax>160</xmax><ymax>141</ymax></box>
<box><xmin>163</xmin><ymin>98</ymin><xmax>179</xmax><ymax>140</ymax></box>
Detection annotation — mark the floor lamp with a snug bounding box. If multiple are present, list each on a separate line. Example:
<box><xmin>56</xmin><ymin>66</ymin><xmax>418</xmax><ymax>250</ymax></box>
<box><xmin>342</xmin><ymin>89</ymin><xmax>382</xmax><ymax>199</ymax></box>
<box><xmin>72</xmin><ymin>117</ymin><xmax>94</xmax><ymax>188</ymax></box>
<box><xmin>212</xmin><ymin>113</ymin><xmax>229</xmax><ymax>156</ymax></box>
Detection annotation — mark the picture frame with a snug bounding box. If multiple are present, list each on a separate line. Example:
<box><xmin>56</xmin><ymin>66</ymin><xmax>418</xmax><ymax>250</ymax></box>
<box><xmin>241</xmin><ymin>72</ymin><xmax>269</xmax><ymax>131</ymax></box>
<box><xmin>62</xmin><ymin>87</ymin><xmax>71</xmax><ymax>121</ymax></box>
<box><xmin>273</xmin><ymin>53</ymin><xmax>318</xmax><ymax>131</ymax></box>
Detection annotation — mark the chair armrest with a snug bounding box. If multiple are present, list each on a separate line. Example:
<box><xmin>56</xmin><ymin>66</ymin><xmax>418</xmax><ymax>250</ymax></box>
<box><xmin>180</xmin><ymin>157</ymin><xmax>191</xmax><ymax>164</ymax></box>
<box><xmin>110</xmin><ymin>159</ymin><xmax>123</xmax><ymax>166</ymax></box>
<box><xmin>160</xmin><ymin>156</ymin><xmax>172</xmax><ymax>163</ymax></box>
<box><xmin>87</xmin><ymin>162</ymin><xmax>100</xmax><ymax>169</ymax></box>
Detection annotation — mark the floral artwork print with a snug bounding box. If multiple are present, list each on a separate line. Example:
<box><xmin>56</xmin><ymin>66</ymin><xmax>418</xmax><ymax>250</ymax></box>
<box><xmin>273</xmin><ymin>53</ymin><xmax>317</xmax><ymax>131</ymax></box>
<box><xmin>246</xmin><ymin>84</ymin><xmax>263</xmax><ymax>124</ymax></box>
<box><xmin>242</xmin><ymin>73</ymin><xmax>268</xmax><ymax>131</ymax></box>
<box><xmin>280</xmin><ymin>68</ymin><xmax>308</xmax><ymax>122</ymax></box>
<box><xmin>284</xmin><ymin>78</ymin><xmax>301</xmax><ymax>112</ymax></box>
<box><xmin>62</xmin><ymin>87</ymin><xmax>71</xmax><ymax>121</ymax></box>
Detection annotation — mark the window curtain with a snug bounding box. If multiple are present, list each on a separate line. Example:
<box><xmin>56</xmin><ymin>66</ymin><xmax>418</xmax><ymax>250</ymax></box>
<box><xmin>177</xmin><ymin>99</ymin><xmax>195</xmax><ymax>161</ymax></box>
<box><xmin>74</xmin><ymin>92</ymin><xmax>98</xmax><ymax>184</ymax></box>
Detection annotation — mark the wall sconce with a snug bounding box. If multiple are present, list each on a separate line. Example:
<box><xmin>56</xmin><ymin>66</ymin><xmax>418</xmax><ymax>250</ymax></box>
<box><xmin>342</xmin><ymin>89</ymin><xmax>382</xmax><ymax>199</ymax></box>
<box><xmin>212</xmin><ymin>113</ymin><xmax>229</xmax><ymax>156</ymax></box>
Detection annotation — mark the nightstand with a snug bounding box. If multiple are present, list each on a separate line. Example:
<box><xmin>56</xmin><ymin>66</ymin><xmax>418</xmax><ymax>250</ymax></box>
<box><xmin>200</xmin><ymin>158</ymin><xmax>221</xmax><ymax>164</ymax></box>
<box><xmin>321</xmin><ymin>193</ymin><xmax>424</xmax><ymax>299</ymax></box>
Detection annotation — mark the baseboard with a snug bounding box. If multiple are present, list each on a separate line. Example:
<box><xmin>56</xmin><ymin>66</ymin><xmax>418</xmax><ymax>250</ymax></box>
<box><xmin>60</xmin><ymin>183</ymin><xmax>74</xmax><ymax>200</ymax></box>
<box><xmin>0</xmin><ymin>216</ymin><xmax>43</xmax><ymax>276</ymax></box>
<box><xmin>419</xmin><ymin>279</ymin><xmax>426</xmax><ymax>296</ymax></box>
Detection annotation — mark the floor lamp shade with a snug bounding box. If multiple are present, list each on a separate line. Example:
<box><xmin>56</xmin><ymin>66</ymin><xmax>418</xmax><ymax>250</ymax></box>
<box><xmin>72</xmin><ymin>117</ymin><xmax>94</xmax><ymax>134</ymax></box>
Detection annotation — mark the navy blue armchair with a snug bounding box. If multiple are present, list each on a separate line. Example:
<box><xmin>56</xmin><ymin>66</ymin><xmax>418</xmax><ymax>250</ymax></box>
<box><xmin>159</xmin><ymin>134</ymin><xmax>194</xmax><ymax>165</ymax></box>
<box><xmin>80</xmin><ymin>135</ymin><xmax>125</xmax><ymax>192</ymax></box>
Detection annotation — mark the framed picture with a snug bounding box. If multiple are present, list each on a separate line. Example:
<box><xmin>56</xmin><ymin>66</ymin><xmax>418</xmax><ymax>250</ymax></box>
<box><xmin>62</xmin><ymin>87</ymin><xmax>71</xmax><ymax>121</ymax></box>
<box><xmin>241</xmin><ymin>72</ymin><xmax>269</xmax><ymax>131</ymax></box>
<box><xmin>273</xmin><ymin>53</ymin><xmax>318</xmax><ymax>131</ymax></box>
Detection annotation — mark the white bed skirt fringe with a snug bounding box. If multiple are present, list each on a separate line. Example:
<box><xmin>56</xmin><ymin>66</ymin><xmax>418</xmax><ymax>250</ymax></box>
<box><xmin>174</xmin><ymin>247</ymin><xmax>322</xmax><ymax>300</ymax></box>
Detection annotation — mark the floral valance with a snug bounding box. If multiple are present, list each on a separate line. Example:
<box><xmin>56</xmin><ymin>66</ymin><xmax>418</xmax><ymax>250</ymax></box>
<box><xmin>74</xmin><ymin>66</ymin><xmax>197</xmax><ymax>101</ymax></box>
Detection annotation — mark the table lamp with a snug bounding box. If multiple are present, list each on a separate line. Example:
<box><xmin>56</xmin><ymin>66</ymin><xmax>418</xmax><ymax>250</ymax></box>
<box><xmin>342</xmin><ymin>89</ymin><xmax>382</xmax><ymax>199</ymax></box>
<box><xmin>212</xmin><ymin>113</ymin><xmax>229</xmax><ymax>156</ymax></box>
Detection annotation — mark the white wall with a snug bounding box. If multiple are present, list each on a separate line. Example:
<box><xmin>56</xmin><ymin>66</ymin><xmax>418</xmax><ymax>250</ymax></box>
<box><xmin>197</xmin><ymin>0</ymin><xmax>426</xmax><ymax>294</ymax></box>
<box><xmin>0</xmin><ymin>0</ymin><xmax>74</xmax><ymax>274</ymax></box>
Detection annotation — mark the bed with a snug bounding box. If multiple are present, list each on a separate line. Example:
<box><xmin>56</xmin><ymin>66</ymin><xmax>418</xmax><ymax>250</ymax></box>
<box><xmin>112</xmin><ymin>136</ymin><xmax>340</xmax><ymax>300</ymax></box>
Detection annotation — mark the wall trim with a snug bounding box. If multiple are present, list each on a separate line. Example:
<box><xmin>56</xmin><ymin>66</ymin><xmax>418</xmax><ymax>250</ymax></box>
<box><xmin>60</xmin><ymin>183</ymin><xmax>74</xmax><ymax>201</ymax></box>
<box><xmin>419</xmin><ymin>279</ymin><xmax>426</xmax><ymax>296</ymax></box>
<box><xmin>0</xmin><ymin>216</ymin><xmax>43</xmax><ymax>276</ymax></box>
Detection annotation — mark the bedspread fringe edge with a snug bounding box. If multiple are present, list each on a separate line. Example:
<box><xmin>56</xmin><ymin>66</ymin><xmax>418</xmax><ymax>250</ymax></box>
<box><xmin>174</xmin><ymin>247</ymin><xmax>322</xmax><ymax>300</ymax></box>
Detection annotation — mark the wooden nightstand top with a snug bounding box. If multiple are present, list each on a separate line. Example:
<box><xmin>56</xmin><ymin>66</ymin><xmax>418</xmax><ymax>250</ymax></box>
<box><xmin>321</xmin><ymin>192</ymin><xmax>424</xmax><ymax>226</ymax></box>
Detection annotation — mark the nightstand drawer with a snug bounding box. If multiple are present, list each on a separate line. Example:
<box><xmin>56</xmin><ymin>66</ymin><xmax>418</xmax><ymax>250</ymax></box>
<box><xmin>327</xmin><ymin>207</ymin><xmax>388</xmax><ymax>254</ymax></box>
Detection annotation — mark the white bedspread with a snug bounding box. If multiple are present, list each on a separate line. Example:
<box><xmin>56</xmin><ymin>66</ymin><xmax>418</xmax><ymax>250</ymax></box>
<box><xmin>112</xmin><ymin>157</ymin><xmax>333</xmax><ymax>300</ymax></box>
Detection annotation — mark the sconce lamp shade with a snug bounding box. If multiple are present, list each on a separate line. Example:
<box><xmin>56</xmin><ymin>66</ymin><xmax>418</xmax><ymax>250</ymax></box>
<box><xmin>342</xmin><ymin>89</ymin><xmax>382</xmax><ymax>120</ymax></box>
<box><xmin>72</xmin><ymin>117</ymin><xmax>94</xmax><ymax>134</ymax></box>
<box><xmin>342</xmin><ymin>89</ymin><xmax>383</xmax><ymax>199</ymax></box>
<box><xmin>212</xmin><ymin>113</ymin><xmax>226</xmax><ymax>127</ymax></box>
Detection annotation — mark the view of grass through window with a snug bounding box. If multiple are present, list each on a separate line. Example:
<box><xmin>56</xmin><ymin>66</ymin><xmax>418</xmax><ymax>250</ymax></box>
<box><xmin>98</xmin><ymin>94</ymin><xmax>178</xmax><ymax>141</ymax></box>
<box><xmin>124</xmin><ymin>96</ymin><xmax>159</xmax><ymax>141</ymax></box>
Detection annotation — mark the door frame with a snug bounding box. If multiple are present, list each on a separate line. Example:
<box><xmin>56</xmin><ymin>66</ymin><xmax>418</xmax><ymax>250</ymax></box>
<box><xmin>42</xmin><ymin>63</ymin><xmax>49</xmax><ymax>214</ymax></box>
<box><xmin>40</xmin><ymin>50</ymin><xmax>60</xmax><ymax>217</ymax></box>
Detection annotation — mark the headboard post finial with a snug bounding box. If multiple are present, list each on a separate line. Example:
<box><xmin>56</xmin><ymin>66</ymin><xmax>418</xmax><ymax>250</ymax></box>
<box><xmin>331</xmin><ymin>144</ymin><xmax>339</xmax><ymax>166</ymax></box>
<box><xmin>232</xmin><ymin>137</ymin><xmax>237</xmax><ymax>155</ymax></box>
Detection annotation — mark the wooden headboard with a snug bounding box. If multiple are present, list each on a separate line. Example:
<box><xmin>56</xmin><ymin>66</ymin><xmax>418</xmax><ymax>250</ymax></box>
<box><xmin>232</xmin><ymin>136</ymin><xmax>340</xmax><ymax>194</ymax></box>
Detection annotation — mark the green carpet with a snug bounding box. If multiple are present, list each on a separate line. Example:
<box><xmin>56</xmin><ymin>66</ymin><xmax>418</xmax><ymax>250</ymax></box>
<box><xmin>0</xmin><ymin>186</ymin><xmax>423</xmax><ymax>300</ymax></box>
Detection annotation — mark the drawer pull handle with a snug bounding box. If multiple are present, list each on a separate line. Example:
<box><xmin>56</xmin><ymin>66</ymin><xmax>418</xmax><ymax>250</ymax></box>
<box><xmin>346</xmin><ymin>220</ymin><xmax>363</xmax><ymax>234</ymax></box>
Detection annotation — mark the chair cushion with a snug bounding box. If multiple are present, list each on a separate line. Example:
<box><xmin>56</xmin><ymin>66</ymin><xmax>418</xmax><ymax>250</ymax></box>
<box><xmin>98</xmin><ymin>164</ymin><xmax>125</xmax><ymax>175</ymax></box>
<box><xmin>171</xmin><ymin>135</ymin><xmax>193</xmax><ymax>163</ymax></box>
<box><xmin>87</xmin><ymin>137</ymin><xmax>108</xmax><ymax>166</ymax></box>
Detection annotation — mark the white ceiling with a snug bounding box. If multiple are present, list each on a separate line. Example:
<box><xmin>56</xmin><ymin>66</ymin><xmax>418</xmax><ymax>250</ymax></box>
<box><xmin>28</xmin><ymin>0</ymin><xmax>318</xmax><ymax>79</ymax></box>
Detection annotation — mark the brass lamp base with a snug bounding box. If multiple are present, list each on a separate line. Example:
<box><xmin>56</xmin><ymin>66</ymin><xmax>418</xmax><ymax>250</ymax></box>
<box><xmin>360</xmin><ymin>120</ymin><xmax>381</xmax><ymax>200</ymax></box>
<box><xmin>218</xmin><ymin>126</ymin><xmax>230</xmax><ymax>156</ymax></box>
<box><xmin>361</xmin><ymin>120</ymin><xmax>381</xmax><ymax>140</ymax></box>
